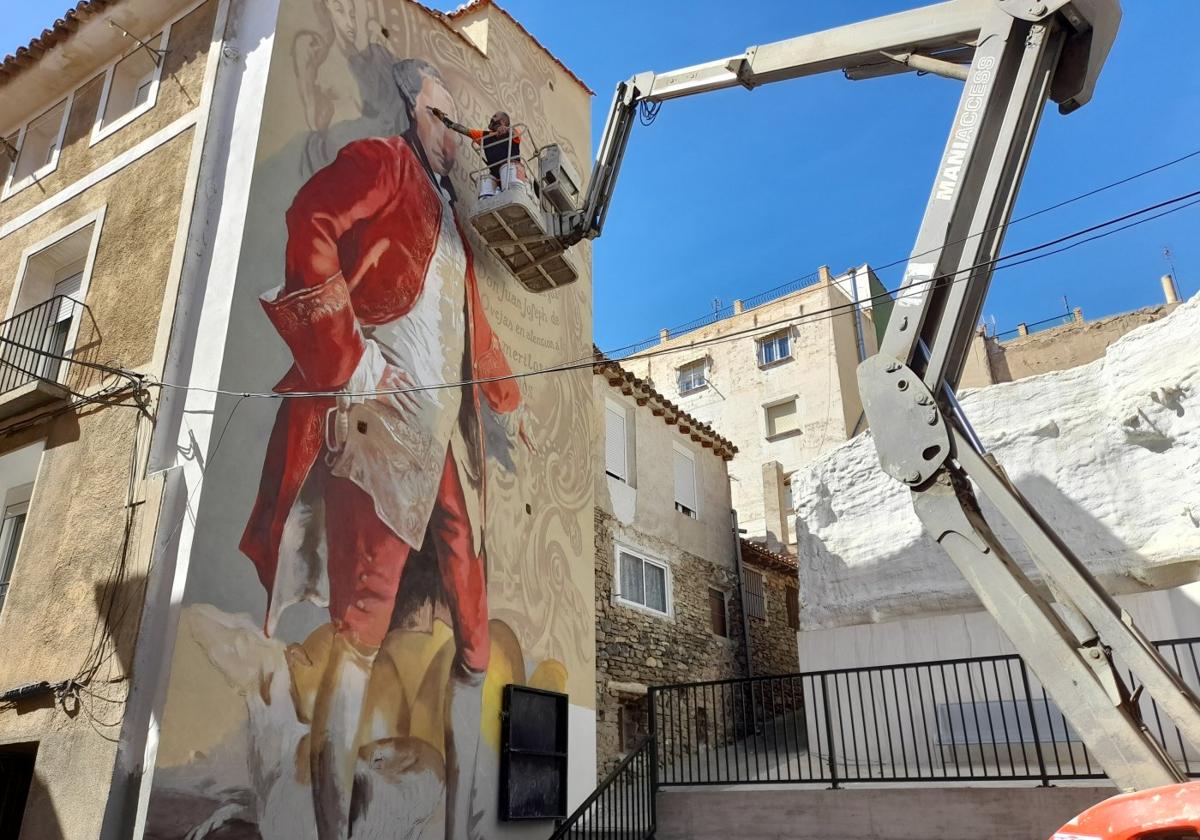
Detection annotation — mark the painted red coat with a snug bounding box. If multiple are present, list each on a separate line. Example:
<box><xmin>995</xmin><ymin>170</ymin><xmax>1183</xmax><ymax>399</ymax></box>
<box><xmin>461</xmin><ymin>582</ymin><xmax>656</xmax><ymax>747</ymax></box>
<box><xmin>239</xmin><ymin>136</ymin><xmax>519</xmax><ymax>618</ymax></box>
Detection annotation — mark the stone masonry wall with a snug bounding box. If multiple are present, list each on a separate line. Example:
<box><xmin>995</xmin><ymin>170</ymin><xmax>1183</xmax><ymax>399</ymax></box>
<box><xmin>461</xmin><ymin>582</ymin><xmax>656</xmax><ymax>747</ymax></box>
<box><xmin>595</xmin><ymin>509</ymin><xmax>748</xmax><ymax>774</ymax></box>
<box><xmin>747</xmin><ymin>563</ymin><xmax>800</xmax><ymax>676</ymax></box>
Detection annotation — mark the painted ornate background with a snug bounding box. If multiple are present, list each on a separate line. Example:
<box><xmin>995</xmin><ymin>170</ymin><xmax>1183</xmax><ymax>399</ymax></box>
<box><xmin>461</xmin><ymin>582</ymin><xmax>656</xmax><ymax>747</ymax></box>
<box><xmin>144</xmin><ymin>2</ymin><xmax>594</xmax><ymax>838</ymax></box>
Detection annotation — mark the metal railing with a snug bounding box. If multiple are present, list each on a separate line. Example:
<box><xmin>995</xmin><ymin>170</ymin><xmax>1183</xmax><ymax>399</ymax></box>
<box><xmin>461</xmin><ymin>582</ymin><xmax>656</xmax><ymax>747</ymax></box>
<box><xmin>549</xmin><ymin>737</ymin><xmax>655</xmax><ymax>840</ymax></box>
<box><xmin>648</xmin><ymin>637</ymin><xmax>1200</xmax><ymax>788</ymax></box>
<box><xmin>0</xmin><ymin>296</ymin><xmax>85</xmax><ymax>396</ymax></box>
<box><xmin>992</xmin><ymin>310</ymin><xmax>1074</xmax><ymax>340</ymax></box>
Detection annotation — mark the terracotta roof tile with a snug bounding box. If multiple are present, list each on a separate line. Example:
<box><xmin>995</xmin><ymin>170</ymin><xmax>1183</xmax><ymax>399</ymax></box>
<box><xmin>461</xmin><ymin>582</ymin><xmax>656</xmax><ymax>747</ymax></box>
<box><xmin>0</xmin><ymin>0</ymin><xmax>119</xmax><ymax>85</ymax></box>
<box><xmin>447</xmin><ymin>0</ymin><xmax>594</xmax><ymax>95</ymax></box>
<box><xmin>740</xmin><ymin>539</ymin><xmax>798</xmax><ymax>574</ymax></box>
<box><xmin>593</xmin><ymin>346</ymin><xmax>738</xmax><ymax>461</ymax></box>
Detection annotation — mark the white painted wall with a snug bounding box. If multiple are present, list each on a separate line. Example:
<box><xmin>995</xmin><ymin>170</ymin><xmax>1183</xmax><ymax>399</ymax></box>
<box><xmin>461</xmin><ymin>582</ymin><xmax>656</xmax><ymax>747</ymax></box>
<box><xmin>794</xmin><ymin>293</ymin><xmax>1200</xmax><ymax>632</ymax></box>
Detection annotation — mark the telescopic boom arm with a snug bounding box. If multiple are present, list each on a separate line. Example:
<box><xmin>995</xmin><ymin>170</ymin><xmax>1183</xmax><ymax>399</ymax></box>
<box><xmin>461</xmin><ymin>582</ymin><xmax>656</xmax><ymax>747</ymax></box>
<box><xmin>568</xmin><ymin>0</ymin><xmax>1200</xmax><ymax>792</ymax></box>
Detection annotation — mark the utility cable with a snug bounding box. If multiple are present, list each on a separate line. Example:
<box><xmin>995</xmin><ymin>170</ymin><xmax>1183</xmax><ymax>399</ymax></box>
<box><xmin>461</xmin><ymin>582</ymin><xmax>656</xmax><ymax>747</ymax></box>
<box><xmin>134</xmin><ymin>183</ymin><xmax>1200</xmax><ymax>403</ymax></box>
<box><xmin>1</xmin><ymin>183</ymin><xmax>1196</xmax><ymax>408</ymax></box>
<box><xmin>602</xmin><ymin>145</ymin><xmax>1200</xmax><ymax>359</ymax></box>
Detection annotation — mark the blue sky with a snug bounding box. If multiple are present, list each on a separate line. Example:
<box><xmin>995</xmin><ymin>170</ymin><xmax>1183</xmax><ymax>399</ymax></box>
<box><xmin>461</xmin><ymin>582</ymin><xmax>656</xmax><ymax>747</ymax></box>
<box><xmin>6</xmin><ymin>1</ymin><xmax>1198</xmax><ymax>352</ymax></box>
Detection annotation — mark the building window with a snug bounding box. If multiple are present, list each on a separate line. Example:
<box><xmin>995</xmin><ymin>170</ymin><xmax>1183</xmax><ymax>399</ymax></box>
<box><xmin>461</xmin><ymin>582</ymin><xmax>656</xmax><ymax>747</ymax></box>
<box><xmin>786</xmin><ymin>585</ymin><xmax>800</xmax><ymax>630</ymax></box>
<box><xmin>757</xmin><ymin>330</ymin><xmax>791</xmax><ymax>366</ymax></box>
<box><xmin>764</xmin><ymin>397</ymin><xmax>800</xmax><ymax>439</ymax></box>
<box><xmin>709</xmin><ymin>588</ymin><xmax>728</xmax><ymax>637</ymax></box>
<box><xmin>745</xmin><ymin>569</ymin><xmax>766</xmax><ymax>620</ymax></box>
<box><xmin>92</xmin><ymin>33</ymin><xmax>166</xmax><ymax>143</ymax></box>
<box><xmin>619</xmin><ymin>699</ymin><xmax>647</xmax><ymax>751</ymax></box>
<box><xmin>0</xmin><ymin>485</ymin><xmax>32</xmax><ymax>616</ymax></box>
<box><xmin>3</xmin><ymin>98</ymin><xmax>70</xmax><ymax>198</ymax></box>
<box><xmin>673</xmin><ymin>445</ymin><xmax>698</xmax><ymax>519</ymax></box>
<box><xmin>5</xmin><ymin>213</ymin><xmax>101</xmax><ymax>393</ymax></box>
<box><xmin>617</xmin><ymin>547</ymin><xmax>669</xmax><ymax>615</ymax></box>
<box><xmin>677</xmin><ymin>359</ymin><xmax>707</xmax><ymax>395</ymax></box>
<box><xmin>604</xmin><ymin>402</ymin><xmax>630</xmax><ymax>482</ymax></box>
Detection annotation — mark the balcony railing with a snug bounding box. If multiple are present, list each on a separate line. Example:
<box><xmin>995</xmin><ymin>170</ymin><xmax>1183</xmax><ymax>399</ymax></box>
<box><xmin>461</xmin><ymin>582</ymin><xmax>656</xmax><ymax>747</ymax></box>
<box><xmin>0</xmin><ymin>296</ymin><xmax>91</xmax><ymax>402</ymax></box>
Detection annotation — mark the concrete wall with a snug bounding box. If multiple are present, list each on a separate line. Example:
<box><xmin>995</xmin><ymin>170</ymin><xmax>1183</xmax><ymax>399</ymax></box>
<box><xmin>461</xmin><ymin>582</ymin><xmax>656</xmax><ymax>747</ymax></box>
<box><xmin>622</xmin><ymin>269</ymin><xmax>870</xmax><ymax>549</ymax></box>
<box><xmin>656</xmin><ymin>785</ymin><xmax>1115</xmax><ymax>840</ymax></box>
<box><xmin>0</xmin><ymin>2</ymin><xmax>218</xmax><ymax>838</ymax></box>
<box><xmin>799</xmin><ymin>584</ymin><xmax>1200</xmax><ymax>673</ymax></box>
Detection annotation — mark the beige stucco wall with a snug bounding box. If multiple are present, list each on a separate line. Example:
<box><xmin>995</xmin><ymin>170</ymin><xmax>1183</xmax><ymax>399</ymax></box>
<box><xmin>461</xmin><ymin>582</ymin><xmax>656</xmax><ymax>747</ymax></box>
<box><xmin>960</xmin><ymin>303</ymin><xmax>1179</xmax><ymax>389</ymax></box>
<box><xmin>985</xmin><ymin>303</ymin><xmax>1178</xmax><ymax>383</ymax></box>
<box><xmin>622</xmin><ymin>274</ymin><xmax>867</xmax><ymax>546</ymax></box>
<box><xmin>0</xmin><ymin>0</ymin><xmax>217</xmax><ymax>222</ymax></box>
<box><xmin>595</xmin><ymin>377</ymin><xmax>736</xmax><ymax>566</ymax></box>
<box><xmin>0</xmin><ymin>2</ymin><xmax>216</xmax><ymax>838</ymax></box>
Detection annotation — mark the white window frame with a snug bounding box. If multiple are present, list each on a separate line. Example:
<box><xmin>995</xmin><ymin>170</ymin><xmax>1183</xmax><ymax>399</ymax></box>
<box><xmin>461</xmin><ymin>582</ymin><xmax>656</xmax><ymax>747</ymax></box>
<box><xmin>756</xmin><ymin>329</ymin><xmax>792</xmax><ymax>367</ymax></box>
<box><xmin>672</xmin><ymin>442</ymin><xmax>699</xmax><ymax>519</ymax></box>
<box><xmin>676</xmin><ymin>358</ymin><xmax>708</xmax><ymax>395</ymax></box>
<box><xmin>613</xmin><ymin>542</ymin><xmax>672</xmax><ymax>619</ymax></box>
<box><xmin>90</xmin><ymin>23</ymin><xmax>175</xmax><ymax>146</ymax></box>
<box><xmin>762</xmin><ymin>394</ymin><xmax>801</xmax><ymax>441</ymax></box>
<box><xmin>0</xmin><ymin>490</ymin><xmax>31</xmax><ymax>617</ymax></box>
<box><xmin>4</xmin><ymin>207</ymin><xmax>107</xmax><ymax>384</ymax></box>
<box><xmin>2</xmin><ymin>93</ymin><xmax>75</xmax><ymax>201</ymax></box>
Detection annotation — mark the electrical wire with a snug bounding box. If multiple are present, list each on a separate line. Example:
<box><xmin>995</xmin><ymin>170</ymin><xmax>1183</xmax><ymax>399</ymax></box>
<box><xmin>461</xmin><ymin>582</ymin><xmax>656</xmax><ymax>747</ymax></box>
<box><xmin>132</xmin><ymin>183</ymin><xmax>1200</xmax><ymax>404</ymax></box>
<box><xmin>603</xmin><ymin>145</ymin><xmax>1200</xmax><ymax>358</ymax></box>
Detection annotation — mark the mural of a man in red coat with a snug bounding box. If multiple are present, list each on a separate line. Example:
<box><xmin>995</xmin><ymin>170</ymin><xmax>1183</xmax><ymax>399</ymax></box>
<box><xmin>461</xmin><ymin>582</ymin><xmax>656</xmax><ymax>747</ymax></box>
<box><xmin>239</xmin><ymin>57</ymin><xmax>533</xmax><ymax>840</ymax></box>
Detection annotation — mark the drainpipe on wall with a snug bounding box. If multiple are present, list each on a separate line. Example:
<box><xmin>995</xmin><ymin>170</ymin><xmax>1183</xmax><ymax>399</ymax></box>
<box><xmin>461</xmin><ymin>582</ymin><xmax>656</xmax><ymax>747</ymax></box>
<box><xmin>731</xmin><ymin>512</ymin><xmax>754</xmax><ymax>678</ymax></box>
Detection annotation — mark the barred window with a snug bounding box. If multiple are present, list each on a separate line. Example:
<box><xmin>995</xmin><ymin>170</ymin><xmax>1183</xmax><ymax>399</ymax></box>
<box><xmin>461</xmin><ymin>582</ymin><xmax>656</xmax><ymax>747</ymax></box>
<box><xmin>745</xmin><ymin>569</ymin><xmax>766</xmax><ymax>620</ymax></box>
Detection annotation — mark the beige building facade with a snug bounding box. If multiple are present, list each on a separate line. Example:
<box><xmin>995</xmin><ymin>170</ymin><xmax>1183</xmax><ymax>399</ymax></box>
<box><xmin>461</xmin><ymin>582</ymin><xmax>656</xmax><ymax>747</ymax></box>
<box><xmin>621</xmin><ymin>266</ymin><xmax>880</xmax><ymax>551</ymax></box>
<box><xmin>0</xmin><ymin>1</ymin><xmax>598</xmax><ymax>838</ymax></box>
<box><xmin>0</xmin><ymin>1</ymin><xmax>221</xmax><ymax>838</ymax></box>
<box><xmin>959</xmin><ymin>296</ymin><xmax>1181</xmax><ymax>389</ymax></box>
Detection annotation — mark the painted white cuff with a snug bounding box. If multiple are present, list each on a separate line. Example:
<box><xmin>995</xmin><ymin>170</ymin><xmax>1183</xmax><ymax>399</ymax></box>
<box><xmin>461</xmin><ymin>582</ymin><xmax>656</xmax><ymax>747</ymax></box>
<box><xmin>339</xmin><ymin>339</ymin><xmax>386</xmax><ymax>409</ymax></box>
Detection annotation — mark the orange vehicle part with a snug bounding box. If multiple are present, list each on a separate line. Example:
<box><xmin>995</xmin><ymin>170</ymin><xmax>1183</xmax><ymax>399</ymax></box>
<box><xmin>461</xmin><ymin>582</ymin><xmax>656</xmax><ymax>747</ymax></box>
<box><xmin>1052</xmin><ymin>782</ymin><xmax>1200</xmax><ymax>840</ymax></box>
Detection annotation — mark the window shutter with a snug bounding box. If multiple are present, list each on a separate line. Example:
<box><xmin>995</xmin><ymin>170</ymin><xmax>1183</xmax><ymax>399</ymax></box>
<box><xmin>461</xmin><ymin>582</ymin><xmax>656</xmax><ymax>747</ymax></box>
<box><xmin>709</xmin><ymin>589</ymin><xmax>727</xmax><ymax>637</ymax></box>
<box><xmin>765</xmin><ymin>399</ymin><xmax>799</xmax><ymax>437</ymax></box>
<box><xmin>52</xmin><ymin>271</ymin><xmax>84</xmax><ymax>323</ymax></box>
<box><xmin>786</xmin><ymin>585</ymin><xmax>800</xmax><ymax>630</ymax></box>
<box><xmin>745</xmin><ymin>570</ymin><xmax>766</xmax><ymax>619</ymax></box>
<box><xmin>605</xmin><ymin>406</ymin><xmax>627</xmax><ymax>480</ymax></box>
<box><xmin>673</xmin><ymin>449</ymin><xmax>697</xmax><ymax>514</ymax></box>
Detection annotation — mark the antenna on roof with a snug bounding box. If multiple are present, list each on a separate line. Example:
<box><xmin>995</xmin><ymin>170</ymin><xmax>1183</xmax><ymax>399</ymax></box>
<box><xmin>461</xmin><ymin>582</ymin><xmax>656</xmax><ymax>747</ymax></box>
<box><xmin>712</xmin><ymin>298</ymin><xmax>722</xmax><ymax>313</ymax></box>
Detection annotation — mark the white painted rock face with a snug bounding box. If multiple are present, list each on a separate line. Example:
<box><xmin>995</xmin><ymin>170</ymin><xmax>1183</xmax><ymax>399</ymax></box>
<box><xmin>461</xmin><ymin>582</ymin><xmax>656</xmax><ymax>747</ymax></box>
<box><xmin>795</xmin><ymin>294</ymin><xmax>1200</xmax><ymax>630</ymax></box>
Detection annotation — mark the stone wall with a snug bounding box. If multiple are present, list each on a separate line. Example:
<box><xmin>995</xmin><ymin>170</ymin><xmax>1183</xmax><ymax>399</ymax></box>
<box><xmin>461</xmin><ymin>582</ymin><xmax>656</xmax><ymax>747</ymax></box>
<box><xmin>745</xmin><ymin>560</ymin><xmax>800</xmax><ymax>676</ymax></box>
<box><xmin>595</xmin><ymin>509</ymin><xmax>748</xmax><ymax>774</ymax></box>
